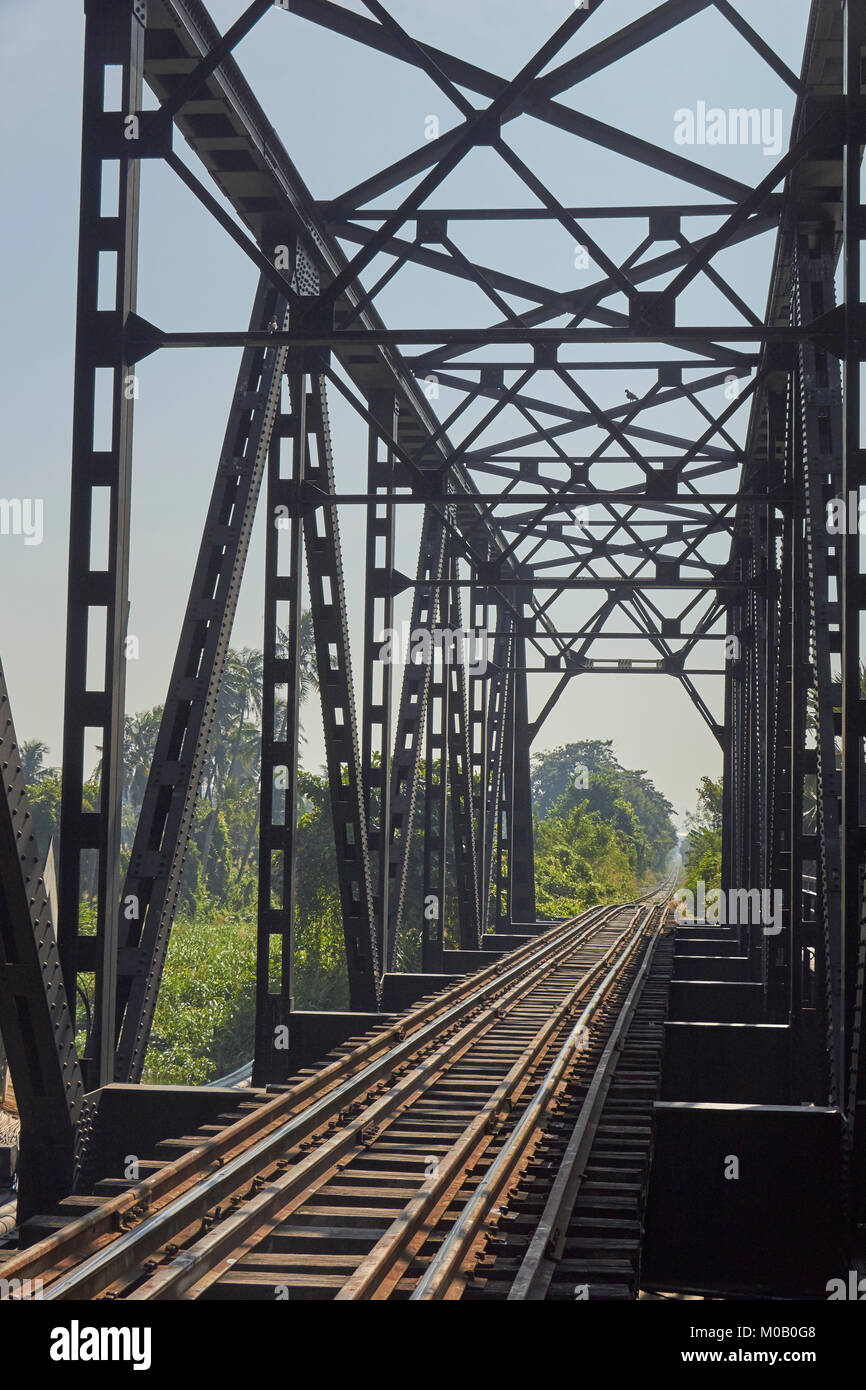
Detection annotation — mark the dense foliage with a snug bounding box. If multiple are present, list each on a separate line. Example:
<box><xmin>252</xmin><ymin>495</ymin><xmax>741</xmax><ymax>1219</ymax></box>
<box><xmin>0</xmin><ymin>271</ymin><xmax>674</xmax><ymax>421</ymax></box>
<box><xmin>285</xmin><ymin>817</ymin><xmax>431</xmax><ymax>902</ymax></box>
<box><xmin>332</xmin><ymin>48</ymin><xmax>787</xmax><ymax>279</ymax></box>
<box><xmin>20</xmin><ymin>677</ymin><xmax>681</xmax><ymax>1083</ymax></box>
<box><xmin>681</xmin><ymin>775</ymin><xmax>723</xmax><ymax>894</ymax></box>
<box><xmin>531</xmin><ymin>740</ymin><xmax>678</xmax><ymax>915</ymax></box>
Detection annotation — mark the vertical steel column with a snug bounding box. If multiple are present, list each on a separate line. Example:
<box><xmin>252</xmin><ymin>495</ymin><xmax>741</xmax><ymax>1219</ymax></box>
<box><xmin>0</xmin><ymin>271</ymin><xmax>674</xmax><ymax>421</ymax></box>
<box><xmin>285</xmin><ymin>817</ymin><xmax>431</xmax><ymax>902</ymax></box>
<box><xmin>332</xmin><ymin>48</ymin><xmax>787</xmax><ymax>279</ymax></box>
<box><xmin>742</xmin><ymin>519</ymin><xmax>767</xmax><ymax>972</ymax></box>
<box><xmin>421</xmin><ymin>604</ymin><xmax>449</xmax><ymax>973</ymax></box>
<box><xmin>442</xmin><ymin>553</ymin><xmax>482</xmax><ymax>948</ymax></box>
<box><xmin>766</xmin><ymin>386</ymin><xmax>791</xmax><ymax>1020</ymax></box>
<box><xmin>304</xmin><ymin>378</ymin><xmax>379</xmax><ymax>1009</ymax></box>
<box><xmin>361</xmin><ymin>389</ymin><xmax>398</xmax><ymax>971</ymax></box>
<box><xmin>495</xmin><ymin>628</ymin><xmax>516</xmax><ymax>929</ymax></box>
<box><xmin>115</xmin><ymin>277</ymin><xmax>288</xmax><ymax>1083</ymax></box>
<box><xmin>482</xmin><ymin>608</ymin><xmax>513</xmax><ymax>931</ymax></box>
<box><xmin>58</xmin><ymin>0</ymin><xmax>145</xmax><ymax>1089</ymax></box>
<box><xmin>732</xmin><ymin>566</ymin><xmax>748</xmax><ymax>902</ymax></box>
<box><xmin>509</xmin><ymin>632</ymin><xmax>537</xmax><ymax>926</ymax></box>
<box><xmin>254</xmin><ymin>364</ymin><xmax>303</xmax><ymax>1084</ymax></box>
<box><xmin>755</xmin><ymin>504</ymin><xmax>770</xmax><ymax>899</ymax></box>
<box><xmin>785</xmin><ymin>311</ymin><xmax>819</xmax><ymax>1094</ymax></box>
<box><xmin>728</xmin><ymin>528</ymin><xmax>761</xmax><ymax>960</ymax></box>
<box><xmin>788</xmin><ymin>497</ymin><xmax>808</xmax><ymax>1028</ymax></box>
<box><xmin>720</xmin><ymin>601</ymin><xmax>738</xmax><ymax>896</ymax></box>
<box><xmin>786</xmin><ymin>372</ymin><xmax>807</xmax><ymax>1033</ymax></box>
<box><xmin>384</xmin><ymin>507</ymin><xmax>447</xmax><ymax>969</ymax></box>
<box><xmin>795</xmin><ymin>237</ymin><xmax>843</xmax><ymax>1101</ymax></box>
<box><xmin>841</xmin><ymin>0</ymin><xmax>866</xmax><ymax>1204</ymax></box>
<box><xmin>469</xmin><ymin>580</ymin><xmax>490</xmax><ymax>926</ymax></box>
<box><xmin>725</xmin><ymin>541</ymin><xmax>748</xmax><ymax>916</ymax></box>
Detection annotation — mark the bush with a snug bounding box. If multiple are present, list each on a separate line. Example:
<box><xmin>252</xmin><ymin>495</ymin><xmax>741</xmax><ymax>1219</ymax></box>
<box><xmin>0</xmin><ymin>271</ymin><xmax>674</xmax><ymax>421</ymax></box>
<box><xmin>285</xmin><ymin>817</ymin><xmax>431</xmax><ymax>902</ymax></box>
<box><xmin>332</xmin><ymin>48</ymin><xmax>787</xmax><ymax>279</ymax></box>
<box><xmin>144</xmin><ymin>908</ymin><xmax>257</xmax><ymax>1084</ymax></box>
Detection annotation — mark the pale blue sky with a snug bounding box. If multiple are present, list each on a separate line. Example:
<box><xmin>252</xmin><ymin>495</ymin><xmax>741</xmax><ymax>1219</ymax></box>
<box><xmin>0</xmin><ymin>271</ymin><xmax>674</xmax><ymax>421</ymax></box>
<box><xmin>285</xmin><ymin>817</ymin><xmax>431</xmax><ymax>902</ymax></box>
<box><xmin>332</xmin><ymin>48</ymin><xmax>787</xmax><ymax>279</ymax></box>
<box><xmin>0</xmin><ymin>0</ymin><xmax>812</xmax><ymax>825</ymax></box>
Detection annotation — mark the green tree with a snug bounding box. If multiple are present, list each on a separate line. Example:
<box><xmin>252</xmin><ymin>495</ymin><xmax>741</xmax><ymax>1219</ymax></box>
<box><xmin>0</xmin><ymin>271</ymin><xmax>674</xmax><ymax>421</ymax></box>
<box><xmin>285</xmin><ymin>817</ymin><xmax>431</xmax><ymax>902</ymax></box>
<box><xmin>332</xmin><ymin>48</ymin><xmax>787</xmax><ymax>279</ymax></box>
<box><xmin>533</xmin><ymin>743</ymin><xmax>675</xmax><ymax>876</ymax></box>
<box><xmin>682</xmin><ymin>776</ymin><xmax>723</xmax><ymax>894</ymax></box>
<box><xmin>20</xmin><ymin>738</ymin><xmax>53</xmax><ymax>785</ymax></box>
<box><xmin>28</xmin><ymin>773</ymin><xmax>62</xmax><ymax>857</ymax></box>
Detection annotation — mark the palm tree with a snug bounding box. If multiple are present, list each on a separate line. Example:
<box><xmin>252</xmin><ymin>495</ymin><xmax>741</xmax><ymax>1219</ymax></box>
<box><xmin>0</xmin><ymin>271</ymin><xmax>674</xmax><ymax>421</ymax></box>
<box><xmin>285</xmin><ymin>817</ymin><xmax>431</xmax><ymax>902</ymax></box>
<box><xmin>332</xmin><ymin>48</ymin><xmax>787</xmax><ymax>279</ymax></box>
<box><xmin>234</xmin><ymin>616</ymin><xmax>319</xmax><ymax>882</ymax></box>
<box><xmin>122</xmin><ymin>708</ymin><xmax>162</xmax><ymax>815</ymax></box>
<box><xmin>275</xmin><ymin>611</ymin><xmax>318</xmax><ymax>741</ymax></box>
<box><xmin>20</xmin><ymin>739</ymin><xmax>51</xmax><ymax>785</ymax></box>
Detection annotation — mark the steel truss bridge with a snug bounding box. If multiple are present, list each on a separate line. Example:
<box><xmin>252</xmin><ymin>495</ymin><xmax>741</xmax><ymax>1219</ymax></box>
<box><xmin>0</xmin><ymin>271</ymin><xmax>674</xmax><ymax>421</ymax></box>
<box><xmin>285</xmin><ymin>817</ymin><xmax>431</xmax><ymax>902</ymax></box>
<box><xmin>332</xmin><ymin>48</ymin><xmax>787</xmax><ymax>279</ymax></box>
<box><xmin>0</xmin><ymin>0</ymin><xmax>865</xmax><ymax>1299</ymax></box>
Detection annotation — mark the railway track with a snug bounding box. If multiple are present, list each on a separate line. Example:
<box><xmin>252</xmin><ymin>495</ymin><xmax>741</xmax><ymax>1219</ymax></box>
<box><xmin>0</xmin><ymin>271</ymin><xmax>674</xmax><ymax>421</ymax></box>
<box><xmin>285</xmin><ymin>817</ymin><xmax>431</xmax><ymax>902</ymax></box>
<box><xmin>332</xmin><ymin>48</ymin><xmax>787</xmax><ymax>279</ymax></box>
<box><xmin>0</xmin><ymin>884</ymin><xmax>675</xmax><ymax>1301</ymax></box>
<box><xmin>468</xmin><ymin>919</ymin><xmax>676</xmax><ymax>1300</ymax></box>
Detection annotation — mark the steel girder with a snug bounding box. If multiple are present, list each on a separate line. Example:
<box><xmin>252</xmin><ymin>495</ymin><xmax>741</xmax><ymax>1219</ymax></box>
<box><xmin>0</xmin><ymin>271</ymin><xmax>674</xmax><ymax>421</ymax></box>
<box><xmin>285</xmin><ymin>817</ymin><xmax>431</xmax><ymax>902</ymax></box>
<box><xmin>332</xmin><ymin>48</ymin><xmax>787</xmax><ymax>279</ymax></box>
<box><xmin>361</xmin><ymin>389</ymin><xmax>399</xmax><ymax>968</ymax></box>
<box><xmin>468</xmin><ymin>582</ymin><xmax>492</xmax><ymax>932</ymax></box>
<box><xmin>484</xmin><ymin>612</ymin><xmax>514</xmax><ymax>932</ymax></box>
<box><xmin>254</xmin><ymin>361</ymin><xmax>305</xmax><ymax>1083</ymax></box>
<box><xmin>712</xmin><ymin>4</ymin><xmax>857</xmax><ymax>1136</ymax></box>
<box><xmin>255</xmin><ymin>361</ymin><xmax>382</xmax><ymax>1080</ymax></box>
<box><xmin>443</xmin><ymin>567</ymin><xmax>483</xmax><ymax>949</ymax></box>
<box><xmin>420</xmin><ymin>580</ymin><xmax>450</xmax><ymax>974</ymax></box>
<box><xmin>763</xmin><ymin>380</ymin><xmax>789</xmax><ymax>1021</ymax></box>
<box><xmin>299</xmin><ymin>373</ymin><xmax>379</xmax><ymax>1009</ymax></box>
<box><xmin>0</xmin><ymin>662</ymin><xmax>88</xmax><ymax>1220</ymax></box>
<box><xmin>58</xmin><ymin>0</ymin><xmax>145</xmax><ymax>1091</ymax></box>
<box><xmin>134</xmin><ymin>0</ymin><xmax>776</xmax><ymax>727</ymax></box>
<box><xmin>841</xmin><ymin>0</ymin><xmax>866</xmax><ymax>1218</ymax></box>
<box><xmin>507</xmin><ymin>635</ymin><xmax>538</xmax><ymax>927</ymax></box>
<box><xmin>487</xmin><ymin>617</ymin><xmax>536</xmax><ymax>930</ymax></box>
<box><xmin>384</xmin><ymin>506</ymin><xmax>448</xmax><ymax>971</ymax></box>
<box><xmin>418</xmin><ymin>543</ymin><xmax>483</xmax><ymax>969</ymax></box>
<box><xmin>115</xmin><ymin>275</ymin><xmax>289</xmax><ymax>1083</ymax></box>
<box><xmin>793</xmin><ymin>241</ymin><xmax>844</xmax><ymax>1103</ymax></box>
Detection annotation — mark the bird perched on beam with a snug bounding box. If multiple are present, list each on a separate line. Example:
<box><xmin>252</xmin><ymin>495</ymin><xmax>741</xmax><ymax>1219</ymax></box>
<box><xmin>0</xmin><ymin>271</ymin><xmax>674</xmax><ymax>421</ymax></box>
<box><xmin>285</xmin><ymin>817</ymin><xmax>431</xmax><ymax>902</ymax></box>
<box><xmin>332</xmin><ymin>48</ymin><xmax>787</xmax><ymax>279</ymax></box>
<box><xmin>625</xmin><ymin>389</ymin><xmax>638</xmax><ymax>402</ymax></box>
<box><xmin>268</xmin><ymin>316</ymin><xmax>279</xmax><ymax>335</ymax></box>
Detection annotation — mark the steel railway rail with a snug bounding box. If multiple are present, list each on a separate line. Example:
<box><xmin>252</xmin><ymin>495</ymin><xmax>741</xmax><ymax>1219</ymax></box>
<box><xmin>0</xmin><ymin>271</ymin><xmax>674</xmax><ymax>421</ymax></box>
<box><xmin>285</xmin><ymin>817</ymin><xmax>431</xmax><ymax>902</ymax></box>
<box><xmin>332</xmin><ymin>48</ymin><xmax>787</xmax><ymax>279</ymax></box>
<box><xmin>473</xmin><ymin>919</ymin><xmax>676</xmax><ymax>1300</ymax></box>
<box><xmin>0</xmin><ymin>882</ymin><xmax>674</xmax><ymax>1301</ymax></box>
